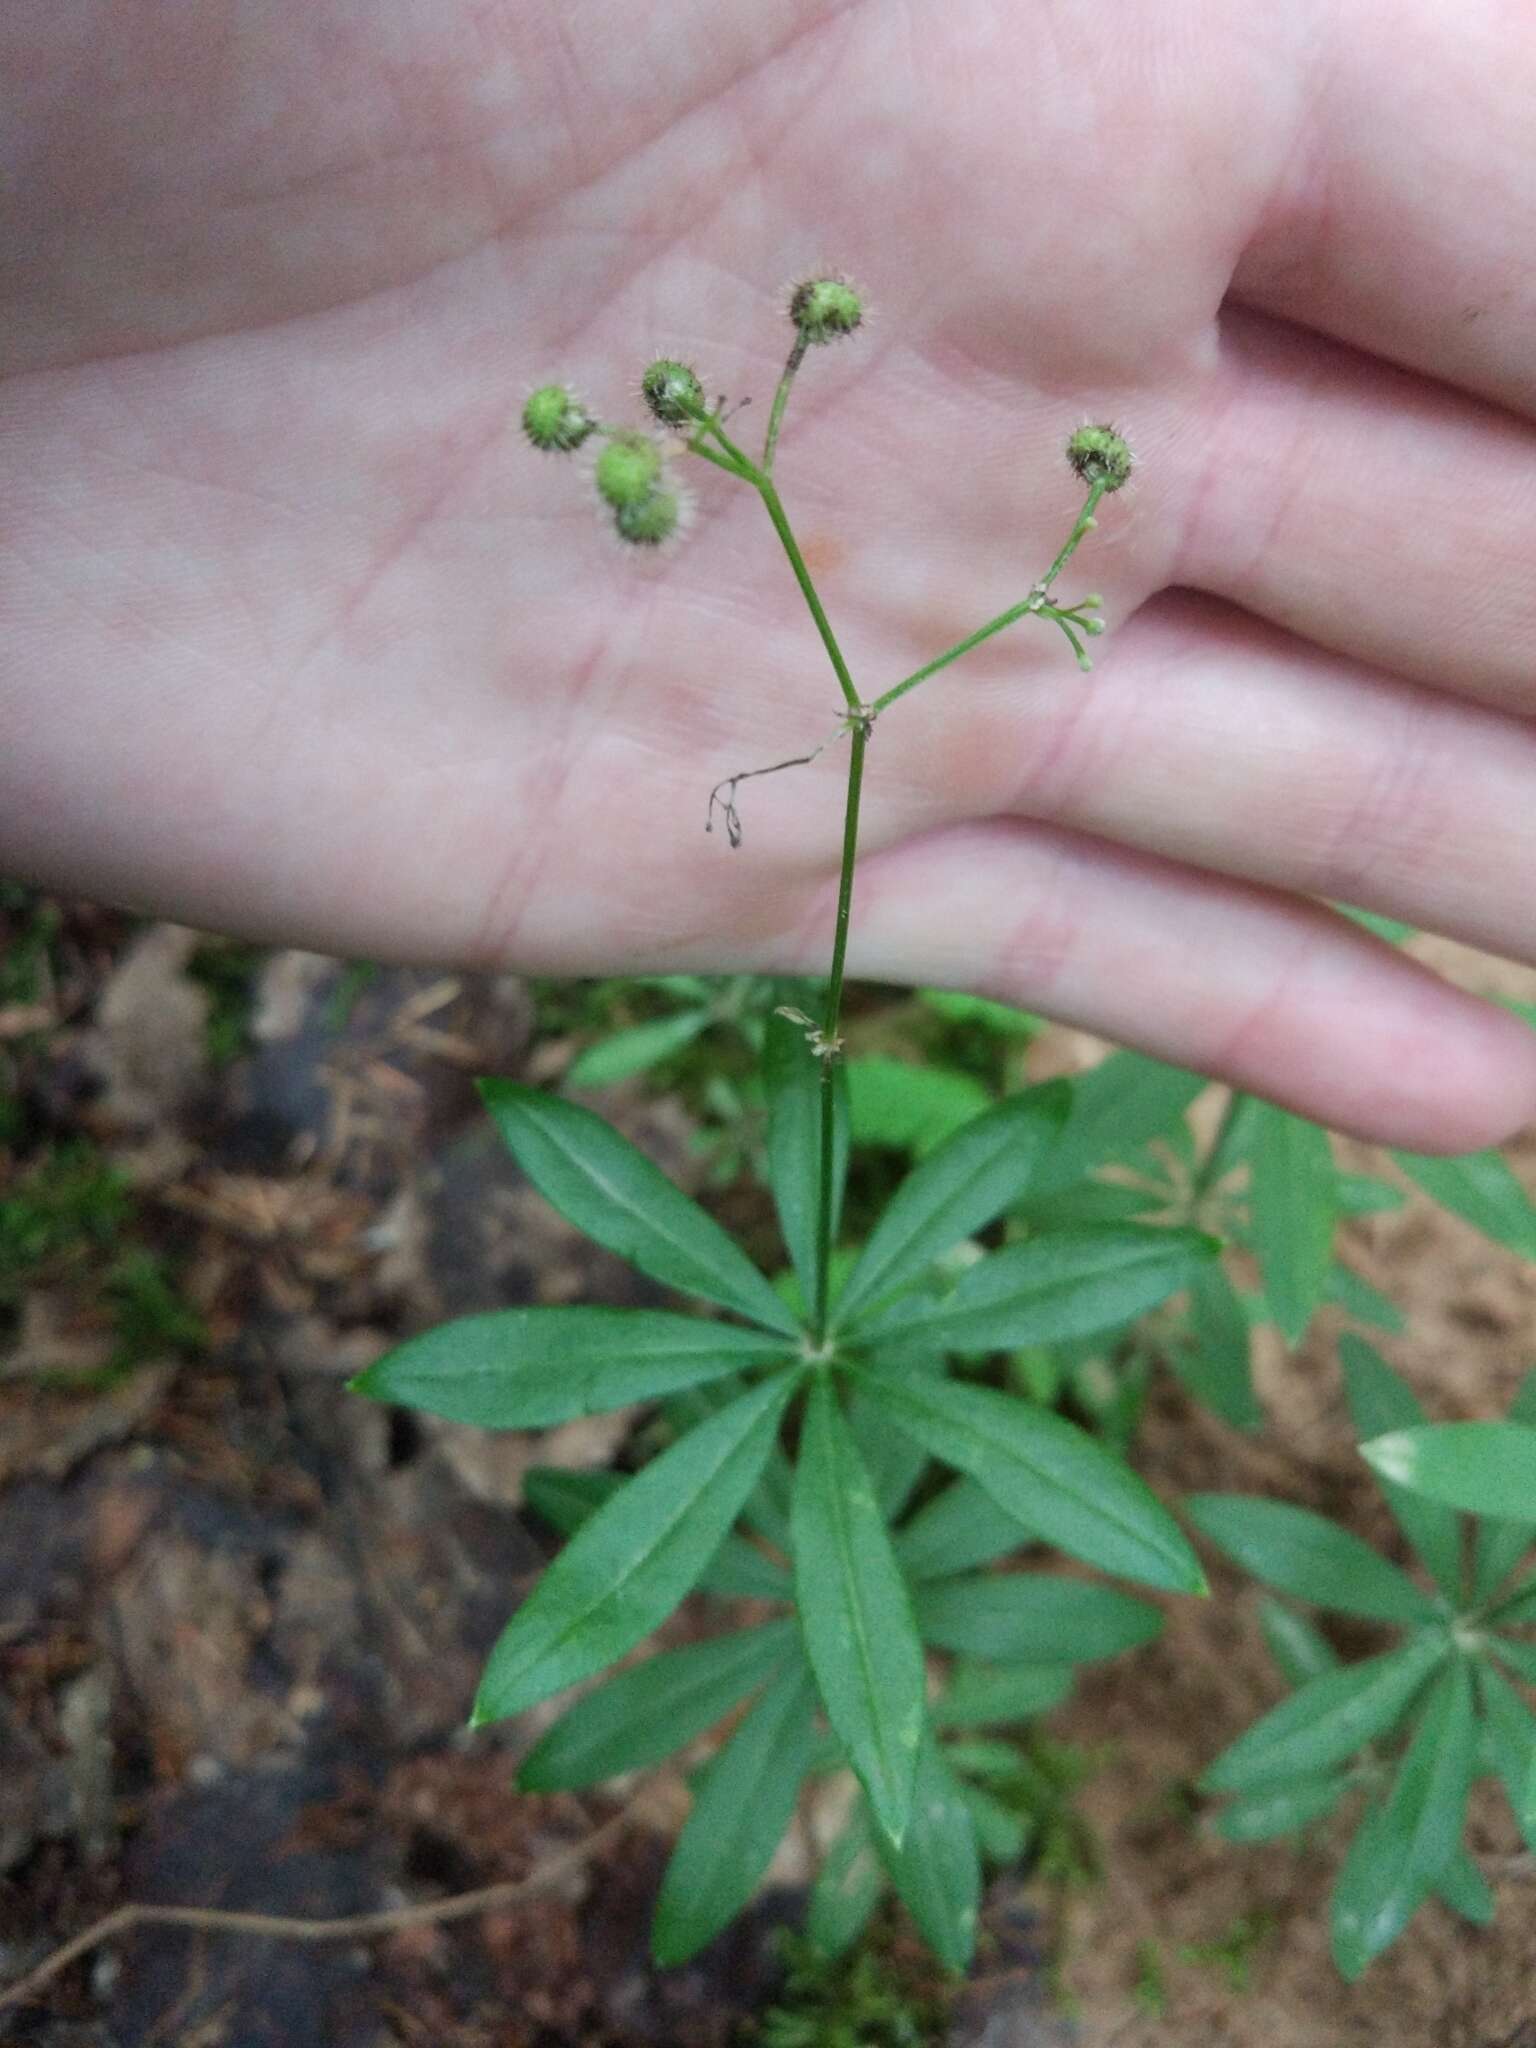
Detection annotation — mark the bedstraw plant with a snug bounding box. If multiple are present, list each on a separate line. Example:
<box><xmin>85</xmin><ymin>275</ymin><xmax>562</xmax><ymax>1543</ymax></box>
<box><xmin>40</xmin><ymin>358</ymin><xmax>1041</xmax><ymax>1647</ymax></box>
<box><xmin>353</xmin><ymin>272</ymin><xmax>1535</xmax><ymax>1985</ymax></box>
<box><xmin>355</xmin><ymin>274</ymin><xmax>1214</xmax><ymax>1970</ymax></box>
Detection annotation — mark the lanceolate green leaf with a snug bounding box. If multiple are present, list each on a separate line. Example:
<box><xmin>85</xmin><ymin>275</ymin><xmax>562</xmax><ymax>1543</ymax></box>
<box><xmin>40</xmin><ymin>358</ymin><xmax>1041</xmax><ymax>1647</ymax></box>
<box><xmin>566</xmin><ymin>1007</ymin><xmax>711</xmax><ymax>1089</ymax></box>
<box><xmin>873</xmin><ymin>1731</ymin><xmax>981</xmax><ymax>1972</ymax></box>
<box><xmin>918</xmin><ymin>987</ymin><xmax>1039</xmax><ymax>1038</ymax></box>
<box><xmin>835</xmin><ymin>1083</ymin><xmax>1068</xmax><ymax>1324</ymax></box>
<box><xmin>1330</xmin><ymin>1661</ymin><xmax>1476</xmax><ymax>1979</ymax></box>
<box><xmin>764</xmin><ymin>1010</ymin><xmax>849</xmax><ymax>1319</ymax></box>
<box><xmin>792</xmin><ymin>1376</ymin><xmax>926</xmax><ymax>1846</ymax></box>
<box><xmin>1339</xmin><ymin>907</ymin><xmax>1415</xmax><ymax>944</ymax></box>
<box><xmin>667</xmin><ymin>1380</ymin><xmax>795</xmax><ymax>1553</ymax></box>
<box><xmin>956</xmin><ymin>1781</ymin><xmax>1030</xmax><ymax>1864</ymax></box>
<box><xmin>806</xmin><ymin>1800</ymin><xmax>885</xmax><ymax>1959</ymax></box>
<box><xmin>651</xmin><ymin>1661</ymin><xmax>818</xmax><ymax>1965</ymax></box>
<box><xmin>473</xmin><ymin>1374</ymin><xmax>796</xmax><ymax>1725</ymax></box>
<box><xmin>1391</xmin><ymin>1147</ymin><xmax>1536</xmax><ymax>1259</ymax></box>
<box><xmin>521</xmin><ymin>1463</ymin><xmax>789</xmax><ymax>1601</ymax></box>
<box><xmin>1476</xmin><ymin>1664</ymin><xmax>1536</xmax><ymax>1849</ymax></box>
<box><xmin>1325</xmin><ymin>1261</ymin><xmax>1404</xmax><ymax>1333</ymax></box>
<box><xmin>1492</xmin><ymin>1638</ymin><xmax>1536</xmax><ymax>1685</ymax></box>
<box><xmin>1185</xmin><ymin>1495</ymin><xmax>1438</xmax><ymax>1626</ymax></box>
<box><xmin>353</xmin><ymin>1307</ymin><xmax>791</xmax><ymax>1428</ymax></box>
<box><xmin>1213</xmin><ymin>1775</ymin><xmax>1348</xmax><ymax>1842</ymax></box>
<box><xmin>854</xmin><ymin>1228</ymin><xmax>1217</xmax><ymax>1355</ymax></box>
<box><xmin>1382</xmin><ymin>1660</ymin><xmax>1476</xmax><ymax>1881</ymax></box>
<box><xmin>1473</xmin><ymin>1371</ymin><xmax>1536</xmax><ymax>1599</ymax></box>
<box><xmin>861</xmin><ymin>1371</ymin><xmax>1204</xmax><ymax>1595</ymax></box>
<box><xmin>894</xmin><ymin>1477</ymin><xmax>1035</xmax><ymax>1584</ymax></box>
<box><xmin>1027</xmin><ymin>1052</ymin><xmax>1206</xmax><ymax>1199</ymax></box>
<box><xmin>1247</xmin><ymin>1102</ymin><xmax>1338</xmax><ymax>1344</ymax></box>
<box><xmin>517</xmin><ymin>1620</ymin><xmax>797</xmax><ymax>1790</ymax></box>
<box><xmin>1490</xmin><ymin>1574</ymin><xmax>1536</xmax><ymax>1626</ymax></box>
<box><xmin>848</xmin><ymin>1386</ymin><xmax>932</xmax><ymax>1519</ymax></box>
<box><xmin>1362</xmin><ymin>1422</ymin><xmax>1536</xmax><ymax>1521</ymax></box>
<box><xmin>523</xmin><ymin>1465</ymin><xmax>623</xmax><ymax>1536</ymax></box>
<box><xmin>1338</xmin><ymin>1334</ymin><xmax>1461</xmax><ymax>1598</ymax></box>
<box><xmin>1433</xmin><ymin>1849</ymin><xmax>1495</xmax><ymax>1926</ymax></box>
<box><xmin>1175</xmin><ymin>1261</ymin><xmax>1262</xmax><ymax>1431</ymax></box>
<box><xmin>846</xmin><ymin>1057</ymin><xmax>991</xmax><ymax>1155</ymax></box>
<box><xmin>1330</xmin><ymin>1800</ymin><xmax>1419</xmax><ymax>1982</ymax></box>
<box><xmin>1335</xmin><ymin>1172</ymin><xmax>1407</xmax><ymax>1218</ymax></box>
<box><xmin>933</xmin><ymin>1660</ymin><xmax>1074</xmax><ymax>1727</ymax></box>
<box><xmin>478</xmin><ymin>1080</ymin><xmax>797</xmax><ymax>1335</ymax></box>
<box><xmin>912</xmin><ymin>1573</ymin><xmax>1163</xmax><ymax>1664</ymax></box>
<box><xmin>1200</xmin><ymin>1636</ymin><xmax>1444</xmax><ymax>1794</ymax></box>
<box><xmin>1258</xmin><ymin>1598</ymin><xmax>1339</xmax><ymax>1687</ymax></box>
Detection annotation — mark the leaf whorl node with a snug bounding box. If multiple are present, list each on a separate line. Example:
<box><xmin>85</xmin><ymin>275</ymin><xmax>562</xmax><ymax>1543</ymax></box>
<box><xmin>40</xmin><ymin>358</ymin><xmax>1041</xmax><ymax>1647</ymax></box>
<box><xmin>642</xmin><ymin>358</ymin><xmax>706</xmax><ymax>429</ymax></box>
<box><xmin>595</xmin><ymin>430</ymin><xmax>665</xmax><ymax>510</ymax></box>
<box><xmin>522</xmin><ymin>383</ymin><xmax>596</xmax><ymax>453</ymax></box>
<box><xmin>789</xmin><ymin>275</ymin><xmax>864</xmax><ymax>345</ymax></box>
<box><xmin>1066</xmin><ymin>424</ymin><xmax>1134</xmax><ymax>492</ymax></box>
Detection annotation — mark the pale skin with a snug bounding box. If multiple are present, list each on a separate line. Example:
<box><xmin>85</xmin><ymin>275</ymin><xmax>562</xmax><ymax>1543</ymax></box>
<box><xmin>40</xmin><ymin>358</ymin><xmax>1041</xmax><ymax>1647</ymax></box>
<box><xmin>3</xmin><ymin>0</ymin><xmax>1536</xmax><ymax>1152</ymax></box>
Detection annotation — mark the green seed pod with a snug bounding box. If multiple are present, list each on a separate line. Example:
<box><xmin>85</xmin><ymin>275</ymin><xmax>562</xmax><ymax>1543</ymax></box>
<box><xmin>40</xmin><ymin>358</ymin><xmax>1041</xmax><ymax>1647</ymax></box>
<box><xmin>613</xmin><ymin>486</ymin><xmax>683</xmax><ymax>548</ymax></box>
<box><xmin>521</xmin><ymin>383</ymin><xmax>594</xmax><ymax>453</ymax></box>
<box><xmin>641</xmin><ymin>358</ymin><xmax>705</xmax><ymax>430</ymax></box>
<box><xmin>1066</xmin><ymin>424</ymin><xmax>1134</xmax><ymax>492</ymax></box>
<box><xmin>788</xmin><ymin>276</ymin><xmax>863</xmax><ymax>344</ymax></box>
<box><xmin>594</xmin><ymin>430</ymin><xmax>665</xmax><ymax>510</ymax></box>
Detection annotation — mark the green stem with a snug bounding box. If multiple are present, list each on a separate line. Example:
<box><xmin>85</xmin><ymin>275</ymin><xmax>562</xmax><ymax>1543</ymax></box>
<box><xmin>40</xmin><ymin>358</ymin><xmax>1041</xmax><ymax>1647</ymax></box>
<box><xmin>869</xmin><ymin>487</ymin><xmax>1108</xmax><ymax>717</ymax></box>
<box><xmin>728</xmin><ymin>450</ymin><xmax>866</xmax><ymax>1338</ymax></box>
<box><xmin>687</xmin><ymin>436</ymin><xmax>754</xmax><ymax>480</ymax></box>
<box><xmin>695</xmin><ymin>412</ymin><xmax>757</xmax><ymax>475</ymax></box>
<box><xmin>1036</xmin><ymin>480</ymin><xmax>1108</xmax><ymax>597</ymax></box>
<box><xmin>758</xmin><ymin>480</ymin><xmax>862</xmax><ymax>714</ymax></box>
<box><xmin>763</xmin><ymin>335</ymin><xmax>809</xmax><ymax>474</ymax></box>
<box><xmin>869</xmin><ymin>594</ymin><xmax>1047</xmax><ymax>715</ymax></box>
<box><xmin>814</xmin><ymin>720</ymin><xmax>868</xmax><ymax>1341</ymax></box>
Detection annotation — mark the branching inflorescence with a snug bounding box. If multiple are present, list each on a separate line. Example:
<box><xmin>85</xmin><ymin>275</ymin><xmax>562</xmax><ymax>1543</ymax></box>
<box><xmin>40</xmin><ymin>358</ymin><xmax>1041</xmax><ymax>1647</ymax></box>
<box><xmin>522</xmin><ymin>276</ymin><xmax>1132</xmax><ymax>1345</ymax></box>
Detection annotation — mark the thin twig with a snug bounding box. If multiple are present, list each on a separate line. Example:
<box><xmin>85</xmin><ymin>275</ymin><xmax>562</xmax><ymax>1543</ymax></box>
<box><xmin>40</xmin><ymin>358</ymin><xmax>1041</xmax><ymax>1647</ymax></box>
<box><xmin>0</xmin><ymin>1800</ymin><xmax>639</xmax><ymax>2015</ymax></box>
<box><xmin>705</xmin><ymin>718</ymin><xmax>854</xmax><ymax>848</ymax></box>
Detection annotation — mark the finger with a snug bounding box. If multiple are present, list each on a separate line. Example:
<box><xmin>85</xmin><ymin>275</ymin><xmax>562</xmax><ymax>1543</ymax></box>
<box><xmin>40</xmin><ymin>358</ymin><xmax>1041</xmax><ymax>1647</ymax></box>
<box><xmin>1232</xmin><ymin>0</ymin><xmax>1536</xmax><ymax>420</ymax></box>
<box><xmin>1178</xmin><ymin>310</ymin><xmax>1536</xmax><ymax>716</ymax></box>
<box><xmin>812</xmin><ymin>815</ymin><xmax>1536</xmax><ymax>1153</ymax></box>
<box><xmin>919</xmin><ymin>592</ymin><xmax>1536</xmax><ymax>970</ymax></box>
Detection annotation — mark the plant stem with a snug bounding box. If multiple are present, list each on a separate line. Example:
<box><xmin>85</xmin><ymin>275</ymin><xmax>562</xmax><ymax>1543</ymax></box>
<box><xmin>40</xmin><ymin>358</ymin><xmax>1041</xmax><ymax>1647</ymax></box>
<box><xmin>692</xmin><ymin>401</ymin><xmax>1110</xmax><ymax>1342</ymax></box>
<box><xmin>763</xmin><ymin>335</ymin><xmax>809</xmax><ymax>475</ymax></box>
<box><xmin>814</xmin><ymin>719</ymin><xmax>868</xmax><ymax>1341</ymax></box>
<box><xmin>757</xmin><ymin>480</ymin><xmax>862</xmax><ymax>715</ymax></box>
<box><xmin>687</xmin><ymin>437</ymin><xmax>754</xmax><ymax>480</ymax></box>
<box><xmin>1036</xmin><ymin>480</ymin><xmax>1108</xmax><ymax>597</ymax></box>
<box><xmin>870</xmin><ymin>485</ymin><xmax>1108</xmax><ymax>717</ymax></box>
<box><xmin>871</xmin><ymin>593</ymin><xmax>1048</xmax><ymax>715</ymax></box>
<box><xmin>688</xmin><ymin>407</ymin><xmax>757</xmax><ymax>475</ymax></box>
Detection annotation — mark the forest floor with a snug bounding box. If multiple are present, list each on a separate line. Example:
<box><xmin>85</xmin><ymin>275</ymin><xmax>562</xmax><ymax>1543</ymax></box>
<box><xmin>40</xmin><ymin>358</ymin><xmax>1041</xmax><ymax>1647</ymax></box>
<box><xmin>2</xmin><ymin>902</ymin><xmax>1534</xmax><ymax>2047</ymax></box>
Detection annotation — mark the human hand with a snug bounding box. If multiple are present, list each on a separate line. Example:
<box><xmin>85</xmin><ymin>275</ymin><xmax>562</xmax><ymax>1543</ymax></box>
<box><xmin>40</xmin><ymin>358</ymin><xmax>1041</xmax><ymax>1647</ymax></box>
<box><xmin>3</xmin><ymin>0</ymin><xmax>1534</xmax><ymax>1149</ymax></box>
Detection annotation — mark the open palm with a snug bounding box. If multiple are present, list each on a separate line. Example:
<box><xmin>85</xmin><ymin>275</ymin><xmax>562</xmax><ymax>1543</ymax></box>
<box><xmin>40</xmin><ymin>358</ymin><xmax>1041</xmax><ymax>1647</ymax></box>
<box><xmin>4</xmin><ymin>0</ymin><xmax>1535</xmax><ymax>1149</ymax></box>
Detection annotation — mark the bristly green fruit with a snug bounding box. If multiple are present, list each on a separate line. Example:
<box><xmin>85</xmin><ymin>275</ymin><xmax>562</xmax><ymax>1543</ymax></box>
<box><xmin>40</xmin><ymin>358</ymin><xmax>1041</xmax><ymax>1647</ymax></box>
<box><xmin>614</xmin><ymin>486</ymin><xmax>686</xmax><ymax>548</ymax></box>
<box><xmin>595</xmin><ymin>430</ymin><xmax>665</xmax><ymax>509</ymax></box>
<box><xmin>642</xmin><ymin>358</ymin><xmax>706</xmax><ymax>429</ymax></box>
<box><xmin>789</xmin><ymin>276</ymin><xmax>864</xmax><ymax>344</ymax></box>
<box><xmin>522</xmin><ymin>382</ymin><xmax>595</xmax><ymax>452</ymax></box>
<box><xmin>1066</xmin><ymin>424</ymin><xmax>1134</xmax><ymax>492</ymax></box>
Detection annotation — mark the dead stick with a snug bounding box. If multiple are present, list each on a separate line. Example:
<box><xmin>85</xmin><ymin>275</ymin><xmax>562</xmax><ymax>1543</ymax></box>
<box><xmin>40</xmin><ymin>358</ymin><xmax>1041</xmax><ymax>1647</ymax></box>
<box><xmin>0</xmin><ymin>1800</ymin><xmax>637</xmax><ymax>2015</ymax></box>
